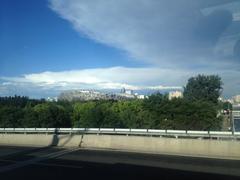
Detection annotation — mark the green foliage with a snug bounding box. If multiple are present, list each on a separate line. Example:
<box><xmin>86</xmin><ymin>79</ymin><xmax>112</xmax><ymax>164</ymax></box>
<box><xmin>73</xmin><ymin>102</ymin><xmax>98</xmax><ymax>127</ymax></box>
<box><xmin>32</xmin><ymin>103</ymin><xmax>71</xmax><ymax>128</ymax></box>
<box><xmin>0</xmin><ymin>106</ymin><xmax>24</xmax><ymax>127</ymax></box>
<box><xmin>183</xmin><ymin>74</ymin><xmax>223</xmax><ymax>104</ymax></box>
<box><xmin>142</xmin><ymin>95</ymin><xmax>221</xmax><ymax>130</ymax></box>
<box><xmin>0</xmin><ymin>73</ymin><xmax>225</xmax><ymax>131</ymax></box>
<box><xmin>221</xmin><ymin>101</ymin><xmax>232</xmax><ymax>110</ymax></box>
<box><xmin>112</xmin><ymin>100</ymin><xmax>152</xmax><ymax>128</ymax></box>
<box><xmin>0</xmin><ymin>95</ymin><xmax>44</xmax><ymax>107</ymax></box>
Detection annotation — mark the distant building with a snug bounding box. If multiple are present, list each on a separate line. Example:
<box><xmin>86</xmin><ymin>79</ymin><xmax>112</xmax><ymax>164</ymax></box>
<box><xmin>232</xmin><ymin>104</ymin><xmax>240</xmax><ymax>132</ymax></box>
<box><xmin>58</xmin><ymin>88</ymin><xmax>148</xmax><ymax>101</ymax></box>
<box><xmin>120</xmin><ymin>88</ymin><xmax>126</xmax><ymax>94</ymax></box>
<box><xmin>125</xmin><ymin>90</ymin><xmax>133</xmax><ymax>95</ymax></box>
<box><xmin>58</xmin><ymin>89</ymin><xmax>138</xmax><ymax>101</ymax></box>
<box><xmin>58</xmin><ymin>90</ymin><xmax>110</xmax><ymax>101</ymax></box>
<box><xmin>137</xmin><ymin>95</ymin><xmax>145</xmax><ymax>99</ymax></box>
<box><xmin>46</xmin><ymin>97</ymin><xmax>58</xmax><ymax>102</ymax></box>
<box><xmin>232</xmin><ymin>95</ymin><xmax>240</xmax><ymax>104</ymax></box>
<box><xmin>168</xmin><ymin>91</ymin><xmax>183</xmax><ymax>100</ymax></box>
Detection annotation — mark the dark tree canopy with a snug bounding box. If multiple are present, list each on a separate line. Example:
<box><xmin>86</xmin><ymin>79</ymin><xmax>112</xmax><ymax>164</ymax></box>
<box><xmin>0</xmin><ymin>74</ymin><xmax>226</xmax><ymax>131</ymax></box>
<box><xmin>183</xmin><ymin>74</ymin><xmax>223</xmax><ymax>103</ymax></box>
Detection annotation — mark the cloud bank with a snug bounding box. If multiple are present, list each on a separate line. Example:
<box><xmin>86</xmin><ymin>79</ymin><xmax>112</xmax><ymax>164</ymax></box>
<box><xmin>1</xmin><ymin>66</ymin><xmax>240</xmax><ymax>98</ymax></box>
<box><xmin>1</xmin><ymin>0</ymin><xmax>240</xmax><ymax>98</ymax></box>
<box><xmin>0</xmin><ymin>67</ymin><xmax>185</xmax><ymax>96</ymax></box>
<box><xmin>48</xmin><ymin>0</ymin><xmax>240</xmax><ymax>97</ymax></box>
<box><xmin>49</xmin><ymin>0</ymin><xmax>240</xmax><ymax>66</ymax></box>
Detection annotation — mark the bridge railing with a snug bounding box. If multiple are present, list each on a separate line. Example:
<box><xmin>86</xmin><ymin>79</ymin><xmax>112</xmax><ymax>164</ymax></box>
<box><xmin>0</xmin><ymin>128</ymin><xmax>239</xmax><ymax>139</ymax></box>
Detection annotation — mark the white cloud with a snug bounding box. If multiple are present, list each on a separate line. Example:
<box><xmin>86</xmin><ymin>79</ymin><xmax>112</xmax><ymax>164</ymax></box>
<box><xmin>2</xmin><ymin>1</ymin><xmax>240</xmax><ymax>98</ymax></box>
<box><xmin>49</xmin><ymin>0</ymin><xmax>240</xmax><ymax>67</ymax></box>
<box><xmin>46</xmin><ymin>0</ymin><xmax>240</xmax><ymax>97</ymax></box>
<box><xmin>1</xmin><ymin>66</ymin><xmax>240</xmax><ymax>98</ymax></box>
<box><xmin>0</xmin><ymin>67</ymin><xmax>186</xmax><ymax>91</ymax></box>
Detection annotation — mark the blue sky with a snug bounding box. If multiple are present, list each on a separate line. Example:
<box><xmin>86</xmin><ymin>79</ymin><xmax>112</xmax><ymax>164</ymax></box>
<box><xmin>0</xmin><ymin>0</ymin><xmax>143</xmax><ymax>76</ymax></box>
<box><xmin>0</xmin><ymin>0</ymin><xmax>240</xmax><ymax>98</ymax></box>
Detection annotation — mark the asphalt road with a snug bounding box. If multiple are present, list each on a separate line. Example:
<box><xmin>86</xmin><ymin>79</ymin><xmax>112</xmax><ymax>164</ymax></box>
<box><xmin>0</xmin><ymin>145</ymin><xmax>239</xmax><ymax>180</ymax></box>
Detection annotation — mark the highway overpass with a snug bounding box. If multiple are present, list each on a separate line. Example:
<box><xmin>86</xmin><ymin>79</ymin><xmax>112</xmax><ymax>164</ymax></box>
<box><xmin>0</xmin><ymin>128</ymin><xmax>240</xmax><ymax>179</ymax></box>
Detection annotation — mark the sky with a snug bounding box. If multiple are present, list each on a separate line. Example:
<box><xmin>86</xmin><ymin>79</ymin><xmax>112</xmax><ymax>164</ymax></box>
<box><xmin>0</xmin><ymin>0</ymin><xmax>240</xmax><ymax>98</ymax></box>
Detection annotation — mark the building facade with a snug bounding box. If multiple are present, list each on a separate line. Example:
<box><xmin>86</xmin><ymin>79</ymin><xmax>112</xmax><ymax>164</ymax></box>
<box><xmin>232</xmin><ymin>95</ymin><xmax>240</xmax><ymax>104</ymax></box>
<box><xmin>232</xmin><ymin>104</ymin><xmax>240</xmax><ymax>132</ymax></box>
<box><xmin>168</xmin><ymin>91</ymin><xmax>183</xmax><ymax>100</ymax></box>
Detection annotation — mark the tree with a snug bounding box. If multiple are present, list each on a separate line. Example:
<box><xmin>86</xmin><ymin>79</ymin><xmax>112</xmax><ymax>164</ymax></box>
<box><xmin>72</xmin><ymin>102</ymin><xmax>98</xmax><ymax>127</ymax></box>
<box><xmin>0</xmin><ymin>106</ymin><xmax>24</xmax><ymax>127</ymax></box>
<box><xmin>96</xmin><ymin>101</ymin><xmax>121</xmax><ymax>128</ymax></box>
<box><xmin>33</xmin><ymin>103</ymin><xmax>71</xmax><ymax>128</ymax></box>
<box><xmin>0</xmin><ymin>90</ymin><xmax>223</xmax><ymax>130</ymax></box>
<box><xmin>183</xmin><ymin>74</ymin><xmax>223</xmax><ymax>103</ymax></box>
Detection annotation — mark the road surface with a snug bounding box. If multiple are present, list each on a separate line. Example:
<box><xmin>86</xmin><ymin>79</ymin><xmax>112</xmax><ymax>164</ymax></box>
<box><xmin>0</xmin><ymin>145</ymin><xmax>239</xmax><ymax>179</ymax></box>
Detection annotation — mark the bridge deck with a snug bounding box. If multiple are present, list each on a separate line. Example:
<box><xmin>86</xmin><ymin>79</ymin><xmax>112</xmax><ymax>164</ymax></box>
<box><xmin>0</xmin><ymin>146</ymin><xmax>239</xmax><ymax>179</ymax></box>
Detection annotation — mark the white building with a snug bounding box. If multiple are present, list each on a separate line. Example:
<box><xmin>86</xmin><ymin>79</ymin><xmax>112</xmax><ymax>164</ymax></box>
<box><xmin>46</xmin><ymin>97</ymin><xmax>58</xmax><ymax>102</ymax></box>
<box><xmin>168</xmin><ymin>91</ymin><xmax>183</xmax><ymax>100</ymax></box>
<box><xmin>137</xmin><ymin>95</ymin><xmax>145</xmax><ymax>99</ymax></box>
<box><xmin>232</xmin><ymin>95</ymin><xmax>240</xmax><ymax>104</ymax></box>
<box><xmin>232</xmin><ymin>104</ymin><xmax>240</xmax><ymax>132</ymax></box>
<box><xmin>125</xmin><ymin>90</ymin><xmax>133</xmax><ymax>95</ymax></box>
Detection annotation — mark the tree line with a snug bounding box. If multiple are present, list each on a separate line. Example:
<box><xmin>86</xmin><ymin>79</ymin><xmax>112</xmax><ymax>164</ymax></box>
<box><xmin>0</xmin><ymin>75</ymin><xmax>227</xmax><ymax>130</ymax></box>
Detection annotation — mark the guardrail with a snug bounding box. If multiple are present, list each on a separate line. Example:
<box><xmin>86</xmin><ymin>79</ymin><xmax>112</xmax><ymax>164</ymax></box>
<box><xmin>0</xmin><ymin>128</ymin><xmax>239</xmax><ymax>139</ymax></box>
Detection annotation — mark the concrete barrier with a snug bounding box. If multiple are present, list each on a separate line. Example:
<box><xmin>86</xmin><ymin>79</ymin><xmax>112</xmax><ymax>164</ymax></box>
<box><xmin>0</xmin><ymin>134</ymin><xmax>240</xmax><ymax>160</ymax></box>
<box><xmin>0</xmin><ymin>134</ymin><xmax>54</xmax><ymax>147</ymax></box>
<box><xmin>0</xmin><ymin>134</ymin><xmax>81</xmax><ymax>147</ymax></box>
<box><xmin>82</xmin><ymin>135</ymin><xmax>240</xmax><ymax>160</ymax></box>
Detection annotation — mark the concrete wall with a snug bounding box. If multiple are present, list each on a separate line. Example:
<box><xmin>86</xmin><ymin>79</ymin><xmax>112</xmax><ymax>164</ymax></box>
<box><xmin>82</xmin><ymin>135</ymin><xmax>240</xmax><ymax>160</ymax></box>
<box><xmin>0</xmin><ymin>134</ymin><xmax>240</xmax><ymax>160</ymax></box>
<box><xmin>0</xmin><ymin>134</ymin><xmax>81</xmax><ymax>147</ymax></box>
